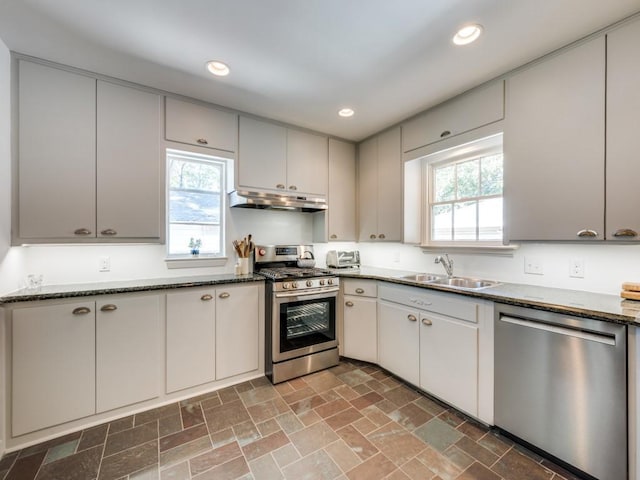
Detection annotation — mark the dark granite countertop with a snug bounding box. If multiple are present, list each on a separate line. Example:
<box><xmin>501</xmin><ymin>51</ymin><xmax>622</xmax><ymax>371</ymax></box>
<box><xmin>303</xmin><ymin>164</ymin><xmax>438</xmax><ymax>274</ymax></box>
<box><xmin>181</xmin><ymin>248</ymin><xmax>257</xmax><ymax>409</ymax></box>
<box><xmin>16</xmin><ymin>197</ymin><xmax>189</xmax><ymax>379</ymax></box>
<box><xmin>0</xmin><ymin>273</ymin><xmax>265</xmax><ymax>304</ymax></box>
<box><xmin>332</xmin><ymin>266</ymin><xmax>640</xmax><ymax>326</ymax></box>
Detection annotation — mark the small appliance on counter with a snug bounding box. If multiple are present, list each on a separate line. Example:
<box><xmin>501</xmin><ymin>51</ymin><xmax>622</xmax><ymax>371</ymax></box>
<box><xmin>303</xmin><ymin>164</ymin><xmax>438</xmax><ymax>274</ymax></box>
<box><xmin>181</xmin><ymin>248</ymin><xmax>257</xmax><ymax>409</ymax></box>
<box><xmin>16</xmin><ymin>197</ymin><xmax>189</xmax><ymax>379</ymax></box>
<box><xmin>326</xmin><ymin>250</ymin><xmax>360</xmax><ymax>269</ymax></box>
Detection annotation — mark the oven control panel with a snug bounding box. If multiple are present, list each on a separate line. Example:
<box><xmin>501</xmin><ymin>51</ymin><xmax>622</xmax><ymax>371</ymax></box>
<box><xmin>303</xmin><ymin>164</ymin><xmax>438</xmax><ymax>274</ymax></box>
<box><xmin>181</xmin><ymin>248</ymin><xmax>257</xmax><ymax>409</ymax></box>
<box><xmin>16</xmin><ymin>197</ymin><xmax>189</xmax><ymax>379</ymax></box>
<box><xmin>275</xmin><ymin>277</ymin><xmax>339</xmax><ymax>292</ymax></box>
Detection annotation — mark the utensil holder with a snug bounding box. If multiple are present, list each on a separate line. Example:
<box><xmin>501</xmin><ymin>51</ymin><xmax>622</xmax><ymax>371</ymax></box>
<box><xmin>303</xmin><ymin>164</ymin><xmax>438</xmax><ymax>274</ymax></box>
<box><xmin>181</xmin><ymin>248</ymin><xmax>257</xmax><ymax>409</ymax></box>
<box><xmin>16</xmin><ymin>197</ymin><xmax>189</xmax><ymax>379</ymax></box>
<box><xmin>238</xmin><ymin>258</ymin><xmax>249</xmax><ymax>275</ymax></box>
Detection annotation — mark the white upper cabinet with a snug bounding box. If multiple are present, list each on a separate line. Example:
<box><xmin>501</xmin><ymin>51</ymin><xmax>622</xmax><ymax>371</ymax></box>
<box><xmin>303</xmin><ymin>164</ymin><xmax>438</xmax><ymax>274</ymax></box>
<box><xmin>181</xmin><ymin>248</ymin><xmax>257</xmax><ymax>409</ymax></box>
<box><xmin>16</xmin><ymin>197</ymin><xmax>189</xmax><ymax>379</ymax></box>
<box><xmin>18</xmin><ymin>60</ymin><xmax>96</xmax><ymax>240</ymax></box>
<box><xmin>327</xmin><ymin>139</ymin><xmax>356</xmax><ymax>241</ymax></box>
<box><xmin>165</xmin><ymin>96</ymin><xmax>237</xmax><ymax>152</ymax></box>
<box><xmin>504</xmin><ymin>37</ymin><xmax>605</xmax><ymax>241</ymax></box>
<box><xmin>402</xmin><ymin>81</ymin><xmax>504</xmax><ymax>153</ymax></box>
<box><xmin>606</xmin><ymin>18</ymin><xmax>640</xmax><ymax>241</ymax></box>
<box><xmin>358</xmin><ymin>127</ymin><xmax>402</xmax><ymax>242</ymax></box>
<box><xmin>238</xmin><ymin>116</ymin><xmax>328</xmax><ymax>197</ymax></box>
<box><xmin>97</xmin><ymin>81</ymin><xmax>162</xmax><ymax>240</ymax></box>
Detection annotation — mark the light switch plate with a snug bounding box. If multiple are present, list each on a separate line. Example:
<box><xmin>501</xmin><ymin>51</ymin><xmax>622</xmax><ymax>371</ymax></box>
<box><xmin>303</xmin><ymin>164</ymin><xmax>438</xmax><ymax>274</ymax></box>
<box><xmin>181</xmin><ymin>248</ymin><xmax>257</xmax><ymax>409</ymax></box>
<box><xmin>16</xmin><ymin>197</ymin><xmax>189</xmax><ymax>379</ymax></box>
<box><xmin>524</xmin><ymin>257</ymin><xmax>543</xmax><ymax>275</ymax></box>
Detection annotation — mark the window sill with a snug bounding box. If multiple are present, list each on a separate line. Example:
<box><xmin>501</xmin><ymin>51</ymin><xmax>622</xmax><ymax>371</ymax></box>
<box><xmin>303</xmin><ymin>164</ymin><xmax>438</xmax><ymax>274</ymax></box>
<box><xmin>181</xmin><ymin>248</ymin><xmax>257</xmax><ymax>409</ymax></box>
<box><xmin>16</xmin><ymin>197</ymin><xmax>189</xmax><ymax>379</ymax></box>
<box><xmin>418</xmin><ymin>244</ymin><xmax>519</xmax><ymax>257</ymax></box>
<box><xmin>165</xmin><ymin>255</ymin><xmax>228</xmax><ymax>269</ymax></box>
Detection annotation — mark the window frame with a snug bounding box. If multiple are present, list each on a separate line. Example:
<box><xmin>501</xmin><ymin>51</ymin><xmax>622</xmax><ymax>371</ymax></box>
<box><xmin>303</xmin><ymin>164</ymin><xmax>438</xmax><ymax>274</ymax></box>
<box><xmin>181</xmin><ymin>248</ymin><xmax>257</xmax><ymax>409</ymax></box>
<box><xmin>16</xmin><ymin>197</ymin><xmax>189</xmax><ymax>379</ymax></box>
<box><xmin>165</xmin><ymin>148</ymin><xmax>228</xmax><ymax>263</ymax></box>
<box><xmin>422</xmin><ymin>134</ymin><xmax>505</xmax><ymax>248</ymax></box>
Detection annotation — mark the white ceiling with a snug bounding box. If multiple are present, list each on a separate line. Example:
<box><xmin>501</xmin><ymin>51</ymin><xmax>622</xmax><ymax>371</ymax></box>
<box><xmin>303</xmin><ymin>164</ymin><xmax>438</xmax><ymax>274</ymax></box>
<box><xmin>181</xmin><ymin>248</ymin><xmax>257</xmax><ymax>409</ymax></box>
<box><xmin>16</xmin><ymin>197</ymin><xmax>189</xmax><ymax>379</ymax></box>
<box><xmin>0</xmin><ymin>1</ymin><xmax>638</xmax><ymax>141</ymax></box>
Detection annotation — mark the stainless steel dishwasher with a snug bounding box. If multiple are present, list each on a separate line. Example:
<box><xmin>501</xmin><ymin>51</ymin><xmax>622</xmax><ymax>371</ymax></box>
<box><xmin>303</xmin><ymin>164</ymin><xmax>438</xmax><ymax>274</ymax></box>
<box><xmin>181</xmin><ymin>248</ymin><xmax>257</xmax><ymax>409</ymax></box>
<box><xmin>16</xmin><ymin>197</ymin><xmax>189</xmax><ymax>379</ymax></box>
<box><xmin>495</xmin><ymin>304</ymin><xmax>627</xmax><ymax>480</ymax></box>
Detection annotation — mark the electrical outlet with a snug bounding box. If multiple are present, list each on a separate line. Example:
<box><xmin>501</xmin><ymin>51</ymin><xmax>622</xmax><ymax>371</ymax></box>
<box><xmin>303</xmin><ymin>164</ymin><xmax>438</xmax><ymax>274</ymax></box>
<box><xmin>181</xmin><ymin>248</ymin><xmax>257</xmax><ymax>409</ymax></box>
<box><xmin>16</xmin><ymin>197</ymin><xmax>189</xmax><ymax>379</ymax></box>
<box><xmin>524</xmin><ymin>257</ymin><xmax>543</xmax><ymax>275</ymax></box>
<box><xmin>570</xmin><ymin>259</ymin><xmax>585</xmax><ymax>278</ymax></box>
<box><xmin>99</xmin><ymin>256</ymin><xmax>111</xmax><ymax>272</ymax></box>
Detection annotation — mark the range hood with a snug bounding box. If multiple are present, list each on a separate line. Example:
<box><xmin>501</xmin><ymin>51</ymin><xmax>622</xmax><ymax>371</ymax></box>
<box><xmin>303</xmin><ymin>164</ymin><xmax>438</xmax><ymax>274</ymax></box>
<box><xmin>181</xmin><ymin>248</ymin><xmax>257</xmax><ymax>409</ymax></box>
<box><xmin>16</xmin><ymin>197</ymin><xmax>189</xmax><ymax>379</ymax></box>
<box><xmin>229</xmin><ymin>190</ymin><xmax>328</xmax><ymax>212</ymax></box>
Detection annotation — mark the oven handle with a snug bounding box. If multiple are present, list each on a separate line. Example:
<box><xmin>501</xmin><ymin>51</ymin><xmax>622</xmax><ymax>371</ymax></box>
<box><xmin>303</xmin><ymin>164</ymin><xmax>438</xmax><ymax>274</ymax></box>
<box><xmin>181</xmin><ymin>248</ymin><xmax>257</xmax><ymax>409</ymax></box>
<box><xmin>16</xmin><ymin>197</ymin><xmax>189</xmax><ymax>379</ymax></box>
<box><xmin>275</xmin><ymin>287</ymin><xmax>339</xmax><ymax>299</ymax></box>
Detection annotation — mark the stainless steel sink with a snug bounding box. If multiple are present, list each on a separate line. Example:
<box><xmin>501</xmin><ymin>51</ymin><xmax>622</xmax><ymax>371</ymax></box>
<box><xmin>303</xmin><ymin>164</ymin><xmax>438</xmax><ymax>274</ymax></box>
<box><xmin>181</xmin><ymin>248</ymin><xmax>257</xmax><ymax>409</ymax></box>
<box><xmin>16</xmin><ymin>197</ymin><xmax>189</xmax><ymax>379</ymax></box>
<box><xmin>400</xmin><ymin>273</ymin><xmax>499</xmax><ymax>290</ymax></box>
<box><xmin>400</xmin><ymin>273</ymin><xmax>444</xmax><ymax>282</ymax></box>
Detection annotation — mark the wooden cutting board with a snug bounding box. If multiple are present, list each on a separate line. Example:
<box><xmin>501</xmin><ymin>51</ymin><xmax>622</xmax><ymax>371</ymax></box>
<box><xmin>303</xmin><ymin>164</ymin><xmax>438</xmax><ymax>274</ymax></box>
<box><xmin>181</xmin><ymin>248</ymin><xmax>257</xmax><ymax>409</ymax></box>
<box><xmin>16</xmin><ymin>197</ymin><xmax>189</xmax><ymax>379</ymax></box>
<box><xmin>621</xmin><ymin>290</ymin><xmax>640</xmax><ymax>300</ymax></box>
<box><xmin>622</xmin><ymin>282</ymin><xmax>640</xmax><ymax>292</ymax></box>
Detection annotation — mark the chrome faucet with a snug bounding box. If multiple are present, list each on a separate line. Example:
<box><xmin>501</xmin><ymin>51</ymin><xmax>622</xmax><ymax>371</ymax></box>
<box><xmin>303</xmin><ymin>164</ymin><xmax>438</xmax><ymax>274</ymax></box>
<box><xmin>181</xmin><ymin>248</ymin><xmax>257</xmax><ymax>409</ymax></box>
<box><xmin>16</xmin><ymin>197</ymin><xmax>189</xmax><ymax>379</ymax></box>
<box><xmin>434</xmin><ymin>254</ymin><xmax>454</xmax><ymax>277</ymax></box>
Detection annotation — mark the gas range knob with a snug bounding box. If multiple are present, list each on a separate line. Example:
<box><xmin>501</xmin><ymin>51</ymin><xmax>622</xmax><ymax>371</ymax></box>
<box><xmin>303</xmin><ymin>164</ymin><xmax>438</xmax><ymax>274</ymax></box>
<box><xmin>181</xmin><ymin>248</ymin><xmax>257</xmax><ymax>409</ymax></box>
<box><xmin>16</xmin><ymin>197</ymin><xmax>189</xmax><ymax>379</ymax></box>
<box><xmin>292</xmin><ymin>281</ymin><xmax>299</xmax><ymax>289</ymax></box>
<box><xmin>258</xmin><ymin>248</ymin><xmax>266</xmax><ymax>257</ymax></box>
<box><xmin>319</xmin><ymin>279</ymin><xmax>326</xmax><ymax>286</ymax></box>
<box><xmin>283</xmin><ymin>282</ymin><xmax>290</xmax><ymax>290</ymax></box>
<box><xmin>306</xmin><ymin>280</ymin><xmax>313</xmax><ymax>287</ymax></box>
<box><xmin>327</xmin><ymin>278</ymin><xmax>334</xmax><ymax>285</ymax></box>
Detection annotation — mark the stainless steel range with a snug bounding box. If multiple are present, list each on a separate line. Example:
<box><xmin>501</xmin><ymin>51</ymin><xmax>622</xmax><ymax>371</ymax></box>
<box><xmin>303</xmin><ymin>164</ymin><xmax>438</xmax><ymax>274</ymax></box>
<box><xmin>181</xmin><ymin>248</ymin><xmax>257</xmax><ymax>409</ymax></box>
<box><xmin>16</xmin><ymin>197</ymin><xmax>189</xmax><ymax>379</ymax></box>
<box><xmin>255</xmin><ymin>245</ymin><xmax>339</xmax><ymax>384</ymax></box>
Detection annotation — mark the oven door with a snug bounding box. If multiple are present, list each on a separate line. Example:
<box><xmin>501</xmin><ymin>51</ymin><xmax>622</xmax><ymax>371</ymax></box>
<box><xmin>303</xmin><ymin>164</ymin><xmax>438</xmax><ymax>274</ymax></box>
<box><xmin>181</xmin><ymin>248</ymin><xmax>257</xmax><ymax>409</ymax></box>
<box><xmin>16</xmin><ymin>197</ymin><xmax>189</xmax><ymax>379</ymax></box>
<box><xmin>273</xmin><ymin>288</ymin><xmax>339</xmax><ymax>362</ymax></box>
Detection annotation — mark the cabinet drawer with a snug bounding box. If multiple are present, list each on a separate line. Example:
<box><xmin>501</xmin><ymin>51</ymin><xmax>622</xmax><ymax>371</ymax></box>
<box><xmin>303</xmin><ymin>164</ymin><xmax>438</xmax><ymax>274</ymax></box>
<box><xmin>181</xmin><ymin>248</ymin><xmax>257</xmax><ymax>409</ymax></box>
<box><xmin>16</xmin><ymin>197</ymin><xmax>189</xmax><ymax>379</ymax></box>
<box><xmin>402</xmin><ymin>81</ymin><xmax>504</xmax><ymax>153</ymax></box>
<box><xmin>378</xmin><ymin>283</ymin><xmax>478</xmax><ymax>323</ymax></box>
<box><xmin>165</xmin><ymin>97</ymin><xmax>237</xmax><ymax>152</ymax></box>
<box><xmin>343</xmin><ymin>279</ymin><xmax>377</xmax><ymax>297</ymax></box>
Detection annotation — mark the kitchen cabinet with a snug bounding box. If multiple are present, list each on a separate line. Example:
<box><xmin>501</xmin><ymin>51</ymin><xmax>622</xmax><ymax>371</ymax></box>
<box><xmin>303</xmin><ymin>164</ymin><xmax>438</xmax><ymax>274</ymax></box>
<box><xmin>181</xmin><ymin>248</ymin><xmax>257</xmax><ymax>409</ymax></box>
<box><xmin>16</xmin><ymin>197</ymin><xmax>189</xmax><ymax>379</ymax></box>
<box><xmin>166</xmin><ymin>288</ymin><xmax>216</xmax><ymax>393</ymax></box>
<box><xmin>97</xmin><ymin>81</ymin><xmax>162</xmax><ymax>240</ymax></box>
<box><xmin>215</xmin><ymin>284</ymin><xmax>260</xmax><ymax>380</ymax></box>
<box><xmin>12</xmin><ymin>301</ymin><xmax>96</xmax><ymax>436</ymax></box>
<box><xmin>402</xmin><ymin>81</ymin><xmax>504</xmax><ymax>153</ymax></box>
<box><xmin>327</xmin><ymin>139</ymin><xmax>356</xmax><ymax>241</ymax></box>
<box><xmin>377</xmin><ymin>299</ymin><xmax>420</xmax><ymax>385</ymax></box>
<box><xmin>342</xmin><ymin>279</ymin><xmax>377</xmax><ymax>363</ymax></box>
<box><xmin>96</xmin><ymin>295</ymin><xmax>160</xmax><ymax>412</ymax></box>
<box><xmin>16</xmin><ymin>60</ymin><xmax>163</xmax><ymax>243</ymax></box>
<box><xmin>18</xmin><ymin>60</ymin><xmax>96</xmax><ymax>240</ymax></box>
<box><xmin>165</xmin><ymin>96</ymin><xmax>237</xmax><ymax>152</ymax></box>
<box><xmin>237</xmin><ymin>116</ymin><xmax>328</xmax><ymax>197</ymax></box>
<box><xmin>606</xmin><ymin>18</ymin><xmax>640</xmax><ymax>241</ymax></box>
<box><xmin>504</xmin><ymin>37</ymin><xmax>605</xmax><ymax>241</ymax></box>
<box><xmin>358</xmin><ymin>127</ymin><xmax>402</xmax><ymax>242</ymax></box>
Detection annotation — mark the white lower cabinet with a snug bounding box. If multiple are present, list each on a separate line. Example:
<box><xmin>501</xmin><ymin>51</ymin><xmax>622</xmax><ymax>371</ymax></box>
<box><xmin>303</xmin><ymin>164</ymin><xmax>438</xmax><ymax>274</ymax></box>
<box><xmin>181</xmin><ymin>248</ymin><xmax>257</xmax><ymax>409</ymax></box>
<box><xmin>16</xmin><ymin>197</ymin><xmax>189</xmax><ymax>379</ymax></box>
<box><xmin>12</xmin><ymin>301</ymin><xmax>96</xmax><ymax>436</ymax></box>
<box><xmin>419</xmin><ymin>311</ymin><xmax>478</xmax><ymax>417</ymax></box>
<box><xmin>166</xmin><ymin>288</ymin><xmax>216</xmax><ymax>393</ymax></box>
<box><xmin>216</xmin><ymin>284</ymin><xmax>260</xmax><ymax>380</ymax></box>
<box><xmin>377</xmin><ymin>300</ymin><xmax>420</xmax><ymax>386</ymax></box>
<box><xmin>96</xmin><ymin>295</ymin><xmax>160</xmax><ymax>412</ymax></box>
<box><xmin>343</xmin><ymin>295</ymin><xmax>377</xmax><ymax>363</ymax></box>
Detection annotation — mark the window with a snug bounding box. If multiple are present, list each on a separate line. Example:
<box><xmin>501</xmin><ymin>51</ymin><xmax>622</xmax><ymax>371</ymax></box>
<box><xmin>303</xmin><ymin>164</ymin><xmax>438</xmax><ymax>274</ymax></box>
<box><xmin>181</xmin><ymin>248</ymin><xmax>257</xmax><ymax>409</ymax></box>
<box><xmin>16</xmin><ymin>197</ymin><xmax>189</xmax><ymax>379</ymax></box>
<box><xmin>426</xmin><ymin>134</ymin><xmax>503</xmax><ymax>245</ymax></box>
<box><xmin>167</xmin><ymin>149</ymin><xmax>226</xmax><ymax>257</ymax></box>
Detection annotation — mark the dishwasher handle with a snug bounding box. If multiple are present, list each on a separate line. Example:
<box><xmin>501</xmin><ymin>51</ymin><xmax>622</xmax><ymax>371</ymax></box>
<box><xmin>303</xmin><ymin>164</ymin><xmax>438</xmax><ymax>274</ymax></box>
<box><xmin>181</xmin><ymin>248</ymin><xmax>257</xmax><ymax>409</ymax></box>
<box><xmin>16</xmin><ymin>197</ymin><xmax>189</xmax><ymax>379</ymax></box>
<box><xmin>499</xmin><ymin>315</ymin><xmax>616</xmax><ymax>346</ymax></box>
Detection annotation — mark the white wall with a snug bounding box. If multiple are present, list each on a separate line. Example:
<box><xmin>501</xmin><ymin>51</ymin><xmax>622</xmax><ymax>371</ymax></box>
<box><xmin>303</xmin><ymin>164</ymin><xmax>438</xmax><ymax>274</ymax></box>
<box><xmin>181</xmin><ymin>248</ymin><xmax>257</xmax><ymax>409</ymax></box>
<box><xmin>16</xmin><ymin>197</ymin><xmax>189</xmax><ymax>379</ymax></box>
<box><xmin>314</xmin><ymin>241</ymin><xmax>640</xmax><ymax>296</ymax></box>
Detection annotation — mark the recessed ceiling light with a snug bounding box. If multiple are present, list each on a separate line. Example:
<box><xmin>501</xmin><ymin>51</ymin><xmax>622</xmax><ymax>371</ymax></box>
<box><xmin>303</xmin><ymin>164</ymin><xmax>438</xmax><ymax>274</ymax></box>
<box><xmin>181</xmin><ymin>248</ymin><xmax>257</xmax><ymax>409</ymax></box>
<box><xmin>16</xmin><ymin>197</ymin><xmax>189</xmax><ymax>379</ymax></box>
<box><xmin>338</xmin><ymin>108</ymin><xmax>355</xmax><ymax>118</ymax></box>
<box><xmin>206</xmin><ymin>60</ymin><xmax>230</xmax><ymax>76</ymax></box>
<box><xmin>453</xmin><ymin>24</ymin><xmax>483</xmax><ymax>45</ymax></box>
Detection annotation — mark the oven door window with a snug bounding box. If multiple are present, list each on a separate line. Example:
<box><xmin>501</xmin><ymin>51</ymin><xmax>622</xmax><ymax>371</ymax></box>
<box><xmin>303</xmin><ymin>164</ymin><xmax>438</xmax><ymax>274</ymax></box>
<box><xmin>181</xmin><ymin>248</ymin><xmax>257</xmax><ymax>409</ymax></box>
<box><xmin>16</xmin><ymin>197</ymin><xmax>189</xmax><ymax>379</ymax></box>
<box><xmin>279</xmin><ymin>297</ymin><xmax>336</xmax><ymax>353</ymax></box>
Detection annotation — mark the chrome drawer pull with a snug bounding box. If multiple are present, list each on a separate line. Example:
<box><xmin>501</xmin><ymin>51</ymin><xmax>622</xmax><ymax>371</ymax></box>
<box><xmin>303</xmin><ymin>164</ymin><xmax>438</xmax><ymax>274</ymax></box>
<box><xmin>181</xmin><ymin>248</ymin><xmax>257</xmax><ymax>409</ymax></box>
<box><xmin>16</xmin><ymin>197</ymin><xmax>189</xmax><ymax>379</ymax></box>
<box><xmin>72</xmin><ymin>307</ymin><xmax>91</xmax><ymax>315</ymax></box>
<box><xmin>370</xmin><ymin>234</ymin><xmax>377</xmax><ymax>240</ymax></box>
<box><xmin>613</xmin><ymin>229</ymin><xmax>637</xmax><ymax>238</ymax></box>
<box><xmin>408</xmin><ymin>314</ymin><xmax>417</xmax><ymax>322</ymax></box>
<box><xmin>440</xmin><ymin>130</ymin><xmax>451</xmax><ymax>138</ymax></box>
<box><xmin>330</xmin><ymin>234</ymin><xmax>337</xmax><ymax>239</ymax></box>
<box><xmin>100</xmin><ymin>304</ymin><xmax>118</xmax><ymax>312</ymax></box>
<box><xmin>422</xmin><ymin>318</ymin><xmax>433</xmax><ymax>326</ymax></box>
<box><xmin>355</xmin><ymin>288</ymin><xmax>365</xmax><ymax>294</ymax></box>
<box><xmin>100</xmin><ymin>229</ymin><xmax>117</xmax><ymax>236</ymax></box>
<box><xmin>345</xmin><ymin>301</ymin><xmax>354</xmax><ymax>307</ymax></box>
<box><xmin>577</xmin><ymin>229</ymin><xmax>598</xmax><ymax>238</ymax></box>
<box><xmin>196</xmin><ymin>138</ymin><xmax>208</xmax><ymax>145</ymax></box>
<box><xmin>378</xmin><ymin>234</ymin><xmax>386</xmax><ymax>239</ymax></box>
<box><xmin>74</xmin><ymin>228</ymin><xmax>92</xmax><ymax>236</ymax></box>
<box><xmin>201</xmin><ymin>294</ymin><xmax>213</xmax><ymax>301</ymax></box>
<box><xmin>219</xmin><ymin>292</ymin><xmax>230</xmax><ymax>299</ymax></box>
<box><xmin>289</xmin><ymin>185</ymin><xmax>297</xmax><ymax>191</ymax></box>
<box><xmin>276</xmin><ymin>184</ymin><xmax>285</xmax><ymax>189</ymax></box>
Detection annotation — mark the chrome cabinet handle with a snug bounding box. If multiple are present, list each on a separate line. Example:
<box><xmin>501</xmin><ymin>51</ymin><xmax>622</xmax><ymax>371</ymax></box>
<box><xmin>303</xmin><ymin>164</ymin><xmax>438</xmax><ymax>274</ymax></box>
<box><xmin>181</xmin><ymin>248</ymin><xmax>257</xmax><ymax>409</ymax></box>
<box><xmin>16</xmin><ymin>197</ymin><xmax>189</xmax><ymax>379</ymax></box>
<box><xmin>408</xmin><ymin>314</ymin><xmax>417</xmax><ymax>322</ymax></box>
<box><xmin>100</xmin><ymin>229</ymin><xmax>117</xmax><ymax>236</ymax></box>
<box><xmin>74</xmin><ymin>228</ymin><xmax>92</xmax><ymax>236</ymax></box>
<box><xmin>196</xmin><ymin>138</ymin><xmax>208</xmax><ymax>145</ymax></box>
<box><xmin>370</xmin><ymin>234</ymin><xmax>377</xmax><ymax>240</ymax></box>
<box><xmin>613</xmin><ymin>229</ymin><xmax>637</xmax><ymax>238</ymax></box>
<box><xmin>355</xmin><ymin>288</ymin><xmax>365</xmax><ymax>294</ymax></box>
<box><xmin>219</xmin><ymin>292</ymin><xmax>230</xmax><ymax>299</ymax></box>
<box><xmin>72</xmin><ymin>307</ymin><xmax>91</xmax><ymax>315</ymax></box>
<box><xmin>345</xmin><ymin>301</ymin><xmax>354</xmax><ymax>307</ymax></box>
<box><xmin>201</xmin><ymin>294</ymin><xmax>213</xmax><ymax>301</ymax></box>
<box><xmin>440</xmin><ymin>130</ymin><xmax>451</xmax><ymax>138</ymax></box>
<box><xmin>422</xmin><ymin>318</ymin><xmax>433</xmax><ymax>326</ymax></box>
<box><xmin>330</xmin><ymin>234</ymin><xmax>337</xmax><ymax>239</ymax></box>
<box><xmin>378</xmin><ymin>234</ymin><xmax>386</xmax><ymax>239</ymax></box>
<box><xmin>100</xmin><ymin>304</ymin><xmax>117</xmax><ymax>312</ymax></box>
<box><xmin>577</xmin><ymin>229</ymin><xmax>598</xmax><ymax>238</ymax></box>
<box><xmin>289</xmin><ymin>185</ymin><xmax>297</xmax><ymax>191</ymax></box>
<box><xmin>276</xmin><ymin>184</ymin><xmax>285</xmax><ymax>189</ymax></box>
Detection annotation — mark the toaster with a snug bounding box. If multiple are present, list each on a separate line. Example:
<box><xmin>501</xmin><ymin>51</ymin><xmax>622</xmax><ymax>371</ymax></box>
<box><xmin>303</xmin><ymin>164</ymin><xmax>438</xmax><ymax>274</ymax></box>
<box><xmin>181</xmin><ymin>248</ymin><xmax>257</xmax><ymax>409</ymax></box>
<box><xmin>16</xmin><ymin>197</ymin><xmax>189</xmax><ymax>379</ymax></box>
<box><xmin>326</xmin><ymin>250</ymin><xmax>360</xmax><ymax>268</ymax></box>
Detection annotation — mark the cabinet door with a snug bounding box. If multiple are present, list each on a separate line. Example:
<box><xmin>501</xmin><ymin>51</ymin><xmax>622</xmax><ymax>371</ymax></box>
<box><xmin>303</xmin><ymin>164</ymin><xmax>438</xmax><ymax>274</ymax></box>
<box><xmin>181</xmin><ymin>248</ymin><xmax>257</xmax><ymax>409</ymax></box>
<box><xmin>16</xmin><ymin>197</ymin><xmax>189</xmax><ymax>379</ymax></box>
<box><xmin>504</xmin><ymin>37</ymin><xmax>605</xmax><ymax>241</ymax></box>
<box><xmin>96</xmin><ymin>295</ymin><xmax>160</xmax><ymax>412</ymax></box>
<box><xmin>376</xmin><ymin>127</ymin><xmax>402</xmax><ymax>241</ymax></box>
<box><xmin>377</xmin><ymin>300</ymin><xmax>419</xmax><ymax>385</ymax></box>
<box><xmin>97</xmin><ymin>81</ymin><xmax>161</xmax><ymax>239</ymax></box>
<box><xmin>358</xmin><ymin>137</ymin><xmax>379</xmax><ymax>241</ymax></box>
<box><xmin>606</xmin><ymin>19</ymin><xmax>640</xmax><ymax>241</ymax></box>
<box><xmin>166</xmin><ymin>288</ymin><xmax>216</xmax><ymax>393</ymax></box>
<box><xmin>165</xmin><ymin>97</ymin><xmax>237</xmax><ymax>152</ymax></box>
<box><xmin>402</xmin><ymin>81</ymin><xmax>504</xmax><ymax>153</ymax></box>
<box><xmin>216</xmin><ymin>285</ymin><xmax>260</xmax><ymax>380</ymax></box>
<box><xmin>18</xmin><ymin>61</ymin><xmax>96</xmax><ymax>239</ymax></box>
<box><xmin>343</xmin><ymin>296</ymin><xmax>377</xmax><ymax>363</ymax></box>
<box><xmin>420</xmin><ymin>312</ymin><xmax>478</xmax><ymax>416</ymax></box>
<box><xmin>328</xmin><ymin>139</ymin><xmax>356</xmax><ymax>241</ymax></box>
<box><xmin>12</xmin><ymin>302</ymin><xmax>95</xmax><ymax>436</ymax></box>
<box><xmin>286</xmin><ymin>129</ymin><xmax>328</xmax><ymax>196</ymax></box>
<box><xmin>238</xmin><ymin>116</ymin><xmax>287</xmax><ymax>192</ymax></box>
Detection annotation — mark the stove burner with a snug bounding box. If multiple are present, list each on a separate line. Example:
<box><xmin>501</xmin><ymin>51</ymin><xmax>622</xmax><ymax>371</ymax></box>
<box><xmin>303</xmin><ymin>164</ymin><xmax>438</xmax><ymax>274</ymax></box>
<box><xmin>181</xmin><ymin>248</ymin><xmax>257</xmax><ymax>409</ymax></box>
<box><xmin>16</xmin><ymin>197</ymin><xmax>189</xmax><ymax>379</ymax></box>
<box><xmin>258</xmin><ymin>267</ymin><xmax>332</xmax><ymax>281</ymax></box>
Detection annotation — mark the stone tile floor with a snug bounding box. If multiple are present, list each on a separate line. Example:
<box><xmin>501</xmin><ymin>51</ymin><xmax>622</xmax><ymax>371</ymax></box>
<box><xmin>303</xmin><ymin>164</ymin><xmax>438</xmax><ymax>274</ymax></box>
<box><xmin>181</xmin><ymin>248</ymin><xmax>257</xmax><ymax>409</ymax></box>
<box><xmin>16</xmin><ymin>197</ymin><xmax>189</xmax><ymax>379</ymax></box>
<box><xmin>0</xmin><ymin>359</ymin><xmax>583</xmax><ymax>480</ymax></box>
